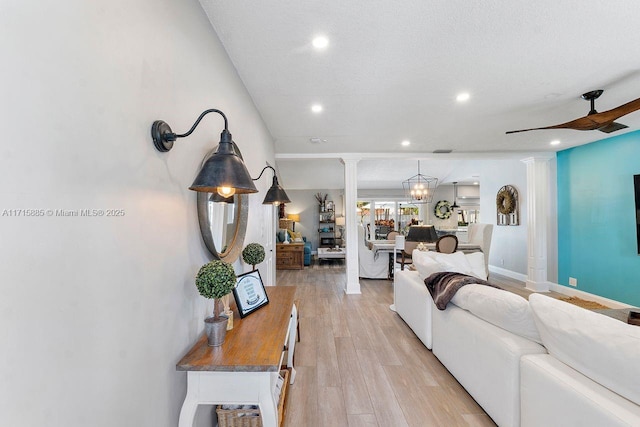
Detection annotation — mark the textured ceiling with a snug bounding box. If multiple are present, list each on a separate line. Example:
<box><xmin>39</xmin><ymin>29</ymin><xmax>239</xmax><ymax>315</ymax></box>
<box><xmin>200</xmin><ymin>0</ymin><xmax>640</xmax><ymax>189</ymax></box>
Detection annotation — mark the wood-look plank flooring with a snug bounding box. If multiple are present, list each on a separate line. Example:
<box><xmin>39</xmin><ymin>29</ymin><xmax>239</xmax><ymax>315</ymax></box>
<box><xmin>277</xmin><ymin>261</ymin><xmax>510</xmax><ymax>427</ymax></box>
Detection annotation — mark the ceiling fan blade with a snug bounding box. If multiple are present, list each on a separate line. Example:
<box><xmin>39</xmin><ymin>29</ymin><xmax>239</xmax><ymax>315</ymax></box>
<box><xmin>506</xmin><ymin>96</ymin><xmax>640</xmax><ymax>134</ymax></box>
<box><xmin>592</xmin><ymin>96</ymin><xmax>640</xmax><ymax>123</ymax></box>
<box><xmin>505</xmin><ymin>116</ymin><xmax>603</xmax><ymax>134</ymax></box>
<box><xmin>598</xmin><ymin>122</ymin><xmax>628</xmax><ymax>133</ymax></box>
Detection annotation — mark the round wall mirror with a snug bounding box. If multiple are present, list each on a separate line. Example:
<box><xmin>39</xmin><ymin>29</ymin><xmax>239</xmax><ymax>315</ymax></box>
<box><xmin>196</xmin><ymin>145</ymin><xmax>249</xmax><ymax>262</ymax></box>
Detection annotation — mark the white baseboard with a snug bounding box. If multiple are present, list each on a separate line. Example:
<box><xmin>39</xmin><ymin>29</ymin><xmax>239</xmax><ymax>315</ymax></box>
<box><xmin>488</xmin><ymin>265</ymin><xmax>527</xmax><ymax>282</ymax></box>
<box><xmin>488</xmin><ymin>265</ymin><xmax>635</xmax><ymax>309</ymax></box>
<box><xmin>547</xmin><ymin>283</ymin><xmax>635</xmax><ymax>309</ymax></box>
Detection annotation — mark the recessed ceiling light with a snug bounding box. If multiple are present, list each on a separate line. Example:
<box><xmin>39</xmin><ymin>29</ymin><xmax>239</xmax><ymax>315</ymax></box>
<box><xmin>473</xmin><ymin>181</ymin><xmax>479</xmax><ymax>185</ymax></box>
<box><xmin>401</xmin><ymin>140</ymin><xmax>411</xmax><ymax>146</ymax></box>
<box><xmin>312</xmin><ymin>36</ymin><xmax>329</xmax><ymax>49</ymax></box>
<box><xmin>311</xmin><ymin>104</ymin><xmax>323</xmax><ymax>113</ymax></box>
<box><xmin>550</xmin><ymin>139</ymin><xmax>561</xmax><ymax>146</ymax></box>
<box><xmin>456</xmin><ymin>92</ymin><xmax>470</xmax><ymax>102</ymax></box>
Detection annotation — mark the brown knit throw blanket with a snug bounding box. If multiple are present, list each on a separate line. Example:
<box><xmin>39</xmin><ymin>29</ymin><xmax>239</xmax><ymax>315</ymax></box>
<box><xmin>425</xmin><ymin>271</ymin><xmax>500</xmax><ymax>310</ymax></box>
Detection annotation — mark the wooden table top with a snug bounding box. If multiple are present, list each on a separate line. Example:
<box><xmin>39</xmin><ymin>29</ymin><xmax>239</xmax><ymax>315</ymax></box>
<box><xmin>177</xmin><ymin>286</ymin><xmax>296</xmax><ymax>372</ymax></box>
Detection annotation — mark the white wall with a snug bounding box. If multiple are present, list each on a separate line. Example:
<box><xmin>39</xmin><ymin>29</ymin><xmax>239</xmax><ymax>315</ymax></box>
<box><xmin>284</xmin><ymin>189</ymin><xmax>344</xmax><ymax>251</ymax></box>
<box><xmin>429</xmin><ymin>185</ymin><xmax>459</xmax><ymax>229</ymax></box>
<box><xmin>477</xmin><ymin>160</ymin><xmax>529</xmax><ymax>275</ymax></box>
<box><xmin>0</xmin><ymin>1</ymin><xmax>274</xmax><ymax>426</ymax></box>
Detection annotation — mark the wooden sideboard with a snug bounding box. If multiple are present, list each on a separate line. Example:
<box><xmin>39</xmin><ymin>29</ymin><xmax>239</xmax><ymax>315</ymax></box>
<box><xmin>276</xmin><ymin>243</ymin><xmax>304</xmax><ymax>270</ymax></box>
<box><xmin>176</xmin><ymin>286</ymin><xmax>298</xmax><ymax>427</ymax></box>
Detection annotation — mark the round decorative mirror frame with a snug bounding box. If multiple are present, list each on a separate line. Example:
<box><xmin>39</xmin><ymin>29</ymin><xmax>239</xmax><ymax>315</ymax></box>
<box><xmin>196</xmin><ymin>145</ymin><xmax>249</xmax><ymax>262</ymax></box>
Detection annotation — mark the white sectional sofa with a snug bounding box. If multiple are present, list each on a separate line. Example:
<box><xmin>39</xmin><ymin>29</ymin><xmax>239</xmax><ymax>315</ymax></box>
<box><xmin>394</xmin><ymin>249</ymin><xmax>640</xmax><ymax>427</ymax></box>
<box><xmin>395</xmin><ymin>269</ymin><xmax>434</xmax><ymax>349</ymax></box>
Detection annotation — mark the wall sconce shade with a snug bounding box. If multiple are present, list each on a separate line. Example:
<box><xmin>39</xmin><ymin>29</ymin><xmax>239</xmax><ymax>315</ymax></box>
<box><xmin>151</xmin><ymin>109</ymin><xmax>258</xmax><ymax>197</ymax></box>
<box><xmin>189</xmin><ymin>133</ymin><xmax>258</xmax><ymax>196</ymax></box>
<box><xmin>253</xmin><ymin>166</ymin><xmax>291</xmax><ymax>205</ymax></box>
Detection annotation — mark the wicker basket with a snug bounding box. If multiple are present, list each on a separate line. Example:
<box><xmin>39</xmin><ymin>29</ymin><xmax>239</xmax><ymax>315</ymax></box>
<box><xmin>216</xmin><ymin>369</ymin><xmax>290</xmax><ymax>427</ymax></box>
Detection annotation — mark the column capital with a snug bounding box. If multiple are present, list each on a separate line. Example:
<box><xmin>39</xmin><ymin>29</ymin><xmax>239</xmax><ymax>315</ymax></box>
<box><xmin>521</xmin><ymin>154</ymin><xmax>554</xmax><ymax>165</ymax></box>
<box><xmin>340</xmin><ymin>155</ymin><xmax>362</xmax><ymax>164</ymax></box>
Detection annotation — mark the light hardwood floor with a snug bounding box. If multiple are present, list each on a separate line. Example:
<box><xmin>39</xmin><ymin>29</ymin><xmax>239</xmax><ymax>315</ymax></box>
<box><xmin>277</xmin><ymin>262</ymin><xmax>504</xmax><ymax>427</ymax></box>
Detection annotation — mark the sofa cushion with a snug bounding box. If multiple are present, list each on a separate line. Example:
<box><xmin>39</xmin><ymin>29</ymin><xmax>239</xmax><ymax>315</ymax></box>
<box><xmin>464</xmin><ymin>252</ymin><xmax>487</xmax><ymax>280</ymax></box>
<box><xmin>451</xmin><ymin>285</ymin><xmax>542</xmax><ymax>344</ymax></box>
<box><xmin>429</xmin><ymin>251</ymin><xmax>473</xmax><ymax>275</ymax></box>
<box><xmin>412</xmin><ymin>250</ymin><xmax>487</xmax><ymax>281</ymax></box>
<box><xmin>529</xmin><ymin>293</ymin><xmax>640</xmax><ymax>405</ymax></box>
<box><xmin>412</xmin><ymin>250</ymin><xmax>443</xmax><ymax>281</ymax></box>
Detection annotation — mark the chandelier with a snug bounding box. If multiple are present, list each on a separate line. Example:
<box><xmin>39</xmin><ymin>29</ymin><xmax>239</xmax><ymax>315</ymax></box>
<box><xmin>402</xmin><ymin>161</ymin><xmax>438</xmax><ymax>204</ymax></box>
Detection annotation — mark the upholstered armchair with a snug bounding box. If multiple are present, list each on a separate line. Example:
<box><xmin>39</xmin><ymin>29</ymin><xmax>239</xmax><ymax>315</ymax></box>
<box><xmin>357</xmin><ymin>224</ymin><xmax>389</xmax><ymax>279</ymax></box>
<box><xmin>467</xmin><ymin>223</ymin><xmax>493</xmax><ymax>273</ymax></box>
<box><xmin>303</xmin><ymin>238</ymin><xmax>312</xmax><ymax>266</ymax></box>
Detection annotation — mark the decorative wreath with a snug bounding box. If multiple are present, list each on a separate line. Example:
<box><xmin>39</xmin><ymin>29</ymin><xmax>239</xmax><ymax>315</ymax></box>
<box><xmin>496</xmin><ymin>188</ymin><xmax>515</xmax><ymax>215</ymax></box>
<box><xmin>434</xmin><ymin>200</ymin><xmax>452</xmax><ymax>219</ymax></box>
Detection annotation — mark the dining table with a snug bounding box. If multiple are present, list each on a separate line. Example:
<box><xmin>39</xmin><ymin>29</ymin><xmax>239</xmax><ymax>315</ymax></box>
<box><xmin>367</xmin><ymin>239</ymin><xmax>397</xmax><ymax>280</ymax></box>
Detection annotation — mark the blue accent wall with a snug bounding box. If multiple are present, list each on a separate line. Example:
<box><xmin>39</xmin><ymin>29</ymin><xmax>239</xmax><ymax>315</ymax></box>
<box><xmin>557</xmin><ymin>130</ymin><xmax>640</xmax><ymax>307</ymax></box>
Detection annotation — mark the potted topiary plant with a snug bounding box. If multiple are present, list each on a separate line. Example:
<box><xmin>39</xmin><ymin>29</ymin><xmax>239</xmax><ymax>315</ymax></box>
<box><xmin>242</xmin><ymin>243</ymin><xmax>266</xmax><ymax>270</ymax></box>
<box><xmin>195</xmin><ymin>260</ymin><xmax>237</xmax><ymax>346</ymax></box>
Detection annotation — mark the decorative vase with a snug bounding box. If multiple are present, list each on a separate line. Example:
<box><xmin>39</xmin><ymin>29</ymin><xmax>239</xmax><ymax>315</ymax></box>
<box><xmin>224</xmin><ymin>309</ymin><xmax>234</xmax><ymax>330</ymax></box>
<box><xmin>221</xmin><ymin>294</ymin><xmax>234</xmax><ymax>331</ymax></box>
<box><xmin>204</xmin><ymin>316</ymin><xmax>228</xmax><ymax>346</ymax></box>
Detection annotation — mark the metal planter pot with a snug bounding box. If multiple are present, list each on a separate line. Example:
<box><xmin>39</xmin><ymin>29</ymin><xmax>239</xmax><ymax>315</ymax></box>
<box><xmin>204</xmin><ymin>316</ymin><xmax>229</xmax><ymax>347</ymax></box>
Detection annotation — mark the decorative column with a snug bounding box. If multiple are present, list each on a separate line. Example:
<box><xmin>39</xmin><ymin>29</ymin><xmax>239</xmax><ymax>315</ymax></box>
<box><xmin>342</xmin><ymin>157</ymin><xmax>361</xmax><ymax>294</ymax></box>
<box><xmin>521</xmin><ymin>156</ymin><xmax>552</xmax><ymax>292</ymax></box>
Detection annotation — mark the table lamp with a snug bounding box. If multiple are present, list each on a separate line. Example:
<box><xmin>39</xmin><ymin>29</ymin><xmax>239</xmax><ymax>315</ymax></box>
<box><xmin>406</xmin><ymin>225</ymin><xmax>438</xmax><ymax>242</ymax></box>
<box><xmin>287</xmin><ymin>214</ymin><xmax>300</xmax><ymax>231</ymax></box>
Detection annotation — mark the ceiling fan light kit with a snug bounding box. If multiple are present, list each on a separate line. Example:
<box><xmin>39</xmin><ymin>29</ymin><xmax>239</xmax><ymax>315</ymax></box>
<box><xmin>506</xmin><ymin>89</ymin><xmax>640</xmax><ymax>134</ymax></box>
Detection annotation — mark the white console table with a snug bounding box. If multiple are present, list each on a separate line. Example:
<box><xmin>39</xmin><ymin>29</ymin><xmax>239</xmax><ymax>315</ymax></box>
<box><xmin>176</xmin><ymin>286</ymin><xmax>298</xmax><ymax>427</ymax></box>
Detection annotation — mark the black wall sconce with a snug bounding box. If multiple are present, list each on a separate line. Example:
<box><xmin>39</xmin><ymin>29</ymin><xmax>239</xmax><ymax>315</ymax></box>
<box><xmin>151</xmin><ymin>109</ymin><xmax>290</xmax><ymax>204</ymax></box>
<box><xmin>253</xmin><ymin>165</ymin><xmax>291</xmax><ymax>205</ymax></box>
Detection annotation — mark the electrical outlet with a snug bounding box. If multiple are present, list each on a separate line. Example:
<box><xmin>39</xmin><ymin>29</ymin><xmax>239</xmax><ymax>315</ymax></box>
<box><xmin>569</xmin><ymin>277</ymin><xmax>577</xmax><ymax>287</ymax></box>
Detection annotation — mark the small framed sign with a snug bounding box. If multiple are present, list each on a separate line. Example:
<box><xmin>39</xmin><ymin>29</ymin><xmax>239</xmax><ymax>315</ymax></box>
<box><xmin>232</xmin><ymin>270</ymin><xmax>269</xmax><ymax>318</ymax></box>
<box><xmin>326</xmin><ymin>200</ymin><xmax>334</xmax><ymax>211</ymax></box>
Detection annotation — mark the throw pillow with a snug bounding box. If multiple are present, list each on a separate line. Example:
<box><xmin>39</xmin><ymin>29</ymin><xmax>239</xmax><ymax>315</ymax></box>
<box><xmin>288</xmin><ymin>230</ymin><xmax>303</xmax><ymax>241</ymax></box>
<box><xmin>413</xmin><ymin>253</ymin><xmax>443</xmax><ymax>281</ymax></box>
<box><xmin>451</xmin><ymin>285</ymin><xmax>541</xmax><ymax>343</ymax></box>
<box><xmin>425</xmin><ymin>251</ymin><xmax>474</xmax><ymax>276</ymax></box>
<box><xmin>529</xmin><ymin>293</ymin><xmax>640</xmax><ymax>405</ymax></box>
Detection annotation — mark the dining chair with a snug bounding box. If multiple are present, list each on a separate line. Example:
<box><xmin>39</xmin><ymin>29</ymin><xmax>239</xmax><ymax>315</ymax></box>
<box><xmin>436</xmin><ymin>234</ymin><xmax>458</xmax><ymax>253</ymax></box>
<box><xmin>386</xmin><ymin>231</ymin><xmax>399</xmax><ymax>241</ymax></box>
<box><xmin>376</xmin><ymin>225</ymin><xmax>391</xmax><ymax>239</ymax></box>
<box><xmin>397</xmin><ymin>241</ymin><xmax>419</xmax><ymax>270</ymax></box>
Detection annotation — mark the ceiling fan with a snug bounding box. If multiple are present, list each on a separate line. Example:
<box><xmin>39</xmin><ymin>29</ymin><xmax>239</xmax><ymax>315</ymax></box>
<box><xmin>506</xmin><ymin>90</ymin><xmax>640</xmax><ymax>134</ymax></box>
